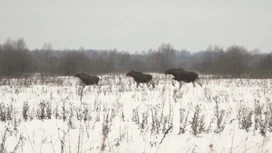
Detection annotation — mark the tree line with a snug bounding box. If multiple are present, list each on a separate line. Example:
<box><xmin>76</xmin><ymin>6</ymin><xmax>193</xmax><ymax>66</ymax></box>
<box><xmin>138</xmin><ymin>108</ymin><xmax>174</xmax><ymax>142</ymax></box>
<box><xmin>0</xmin><ymin>38</ymin><xmax>271</xmax><ymax>78</ymax></box>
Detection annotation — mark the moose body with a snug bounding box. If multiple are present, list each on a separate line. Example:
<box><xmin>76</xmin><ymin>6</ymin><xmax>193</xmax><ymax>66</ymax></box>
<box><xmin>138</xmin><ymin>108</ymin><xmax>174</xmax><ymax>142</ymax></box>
<box><xmin>126</xmin><ymin>70</ymin><xmax>155</xmax><ymax>88</ymax></box>
<box><xmin>74</xmin><ymin>72</ymin><xmax>99</xmax><ymax>85</ymax></box>
<box><xmin>165</xmin><ymin>68</ymin><xmax>201</xmax><ymax>88</ymax></box>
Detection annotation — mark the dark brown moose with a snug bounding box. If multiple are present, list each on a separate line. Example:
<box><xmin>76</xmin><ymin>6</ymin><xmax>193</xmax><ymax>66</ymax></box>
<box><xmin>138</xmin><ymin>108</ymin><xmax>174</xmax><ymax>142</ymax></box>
<box><xmin>74</xmin><ymin>72</ymin><xmax>100</xmax><ymax>85</ymax></box>
<box><xmin>126</xmin><ymin>70</ymin><xmax>155</xmax><ymax>88</ymax></box>
<box><xmin>165</xmin><ymin>68</ymin><xmax>202</xmax><ymax>88</ymax></box>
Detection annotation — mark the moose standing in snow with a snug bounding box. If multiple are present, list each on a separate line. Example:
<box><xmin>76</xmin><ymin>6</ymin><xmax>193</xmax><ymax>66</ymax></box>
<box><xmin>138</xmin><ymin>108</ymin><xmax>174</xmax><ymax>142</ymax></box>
<box><xmin>74</xmin><ymin>72</ymin><xmax>100</xmax><ymax>85</ymax></box>
<box><xmin>165</xmin><ymin>68</ymin><xmax>202</xmax><ymax>88</ymax></box>
<box><xmin>126</xmin><ymin>70</ymin><xmax>155</xmax><ymax>88</ymax></box>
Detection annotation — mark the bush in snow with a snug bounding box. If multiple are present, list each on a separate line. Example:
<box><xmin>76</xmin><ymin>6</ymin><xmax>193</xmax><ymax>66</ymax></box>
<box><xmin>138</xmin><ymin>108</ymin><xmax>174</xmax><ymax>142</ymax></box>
<box><xmin>238</xmin><ymin>106</ymin><xmax>253</xmax><ymax>132</ymax></box>
<box><xmin>190</xmin><ymin>105</ymin><xmax>205</xmax><ymax>136</ymax></box>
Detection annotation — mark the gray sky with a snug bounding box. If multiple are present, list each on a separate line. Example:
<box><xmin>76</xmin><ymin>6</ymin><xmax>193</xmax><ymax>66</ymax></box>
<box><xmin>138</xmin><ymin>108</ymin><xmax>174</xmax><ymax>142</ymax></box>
<box><xmin>0</xmin><ymin>0</ymin><xmax>271</xmax><ymax>52</ymax></box>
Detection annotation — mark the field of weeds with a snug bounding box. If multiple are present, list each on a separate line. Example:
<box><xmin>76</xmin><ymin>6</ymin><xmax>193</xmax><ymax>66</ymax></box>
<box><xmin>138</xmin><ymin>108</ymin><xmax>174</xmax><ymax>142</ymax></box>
<box><xmin>0</xmin><ymin>74</ymin><xmax>271</xmax><ymax>153</ymax></box>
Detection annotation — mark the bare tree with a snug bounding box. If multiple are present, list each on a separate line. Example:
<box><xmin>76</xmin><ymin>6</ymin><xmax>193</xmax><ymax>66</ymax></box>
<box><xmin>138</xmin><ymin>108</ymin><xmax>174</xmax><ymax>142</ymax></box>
<box><xmin>224</xmin><ymin>45</ymin><xmax>250</xmax><ymax>77</ymax></box>
<box><xmin>0</xmin><ymin>38</ymin><xmax>271</xmax><ymax>78</ymax></box>
<box><xmin>157</xmin><ymin>43</ymin><xmax>176</xmax><ymax>70</ymax></box>
<box><xmin>257</xmin><ymin>54</ymin><xmax>272</xmax><ymax>77</ymax></box>
<box><xmin>42</xmin><ymin>43</ymin><xmax>53</xmax><ymax>74</ymax></box>
<box><xmin>0</xmin><ymin>38</ymin><xmax>33</xmax><ymax>77</ymax></box>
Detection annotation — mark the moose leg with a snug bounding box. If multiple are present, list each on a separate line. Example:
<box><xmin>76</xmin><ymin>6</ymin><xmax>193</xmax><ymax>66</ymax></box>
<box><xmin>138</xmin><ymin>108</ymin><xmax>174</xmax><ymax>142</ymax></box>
<box><xmin>171</xmin><ymin>80</ymin><xmax>175</xmax><ymax>87</ymax></box>
<box><xmin>195</xmin><ymin>80</ymin><xmax>203</xmax><ymax>87</ymax></box>
<box><xmin>193</xmin><ymin>82</ymin><xmax>196</xmax><ymax>87</ymax></box>
<box><xmin>79</xmin><ymin>85</ymin><xmax>86</xmax><ymax>102</ymax></box>
<box><xmin>136</xmin><ymin>82</ymin><xmax>140</xmax><ymax>88</ymax></box>
<box><xmin>148</xmin><ymin>80</ymin><xmax>155</xmax><ymax>89</ymax></box>
<box><xmin>147</xmin><ymin>83</ymin><xmax>151</xmax><ymax>89</ymax></box>
<box><xmin>179</xmin><ymin>81</ymin><xmax>182</xmax><ymax>89</ymax></box>
<box><xmin>147</xmin><ymin>82</ymin><xmax>151</xmax><ymax>89</ymax></box>
<box><xmin>151</xmin><ymin>81</ymin><xmax>155</xmax><ymax>89</ymax></box>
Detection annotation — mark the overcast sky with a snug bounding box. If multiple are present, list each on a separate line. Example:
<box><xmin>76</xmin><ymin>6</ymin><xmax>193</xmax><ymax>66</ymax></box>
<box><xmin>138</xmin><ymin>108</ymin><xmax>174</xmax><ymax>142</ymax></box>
<box><xmin>0</xmin><ymin>0</ymin><xmax>271</xmax><ymax>52</ymax></box>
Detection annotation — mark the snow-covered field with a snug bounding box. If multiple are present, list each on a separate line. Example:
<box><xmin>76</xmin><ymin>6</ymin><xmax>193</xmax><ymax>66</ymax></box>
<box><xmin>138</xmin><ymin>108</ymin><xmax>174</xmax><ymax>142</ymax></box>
<box><xmin>0</xmin><ymin>74</ymin><xmax>272</xmax><ymax>153</ymax></box>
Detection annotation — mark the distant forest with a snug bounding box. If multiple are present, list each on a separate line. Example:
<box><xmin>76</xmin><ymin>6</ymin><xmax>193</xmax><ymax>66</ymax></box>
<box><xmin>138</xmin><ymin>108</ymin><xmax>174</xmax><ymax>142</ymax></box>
<box><xmin>0</xmin><ymin>38</ymin><xmax>271</xmax><ymax>78</ymax></box>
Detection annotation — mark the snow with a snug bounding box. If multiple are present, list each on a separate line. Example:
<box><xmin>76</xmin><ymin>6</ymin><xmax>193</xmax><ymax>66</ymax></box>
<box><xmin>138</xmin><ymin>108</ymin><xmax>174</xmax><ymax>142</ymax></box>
<box><xmin>0</xmin><ymin>74</ymin><xmax>272</xmax><ymax>153</ymax></box>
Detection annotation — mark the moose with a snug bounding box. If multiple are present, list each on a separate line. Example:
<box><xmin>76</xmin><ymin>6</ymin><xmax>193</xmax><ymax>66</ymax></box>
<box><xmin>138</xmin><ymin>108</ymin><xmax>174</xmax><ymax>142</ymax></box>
<box><xmin>126</xmin><ymin>70</ymin><xmax>155</xmax><ymax>88</ymax></box>
<box><xmin>74</xmin><ymin>72</ymin><xmax>100</xmax><ymax>85</ymax></box>
<box><xmin>165</xmin><ymin>68</ymin><xmax>202</xmax><ymax>88</ymax></box>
